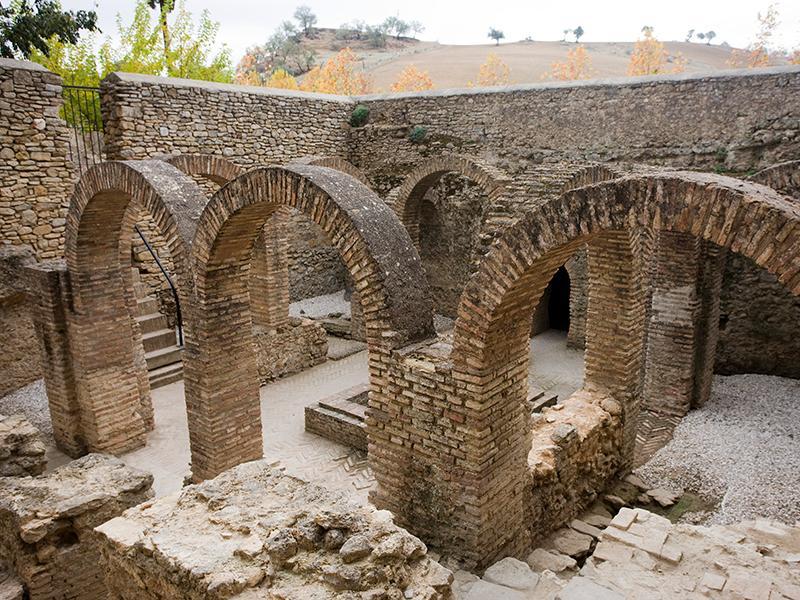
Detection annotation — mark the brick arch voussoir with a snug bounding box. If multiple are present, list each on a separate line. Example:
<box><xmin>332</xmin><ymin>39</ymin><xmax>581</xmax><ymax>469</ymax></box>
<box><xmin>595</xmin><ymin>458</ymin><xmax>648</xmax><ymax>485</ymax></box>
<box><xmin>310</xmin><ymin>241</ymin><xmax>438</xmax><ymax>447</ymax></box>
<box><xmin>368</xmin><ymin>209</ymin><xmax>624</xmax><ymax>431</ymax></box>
<box><xmin>194</xmin><ymin>165</ymin><xmax>435</xmax><ymax>348</ymax></box>
<box><xmin>453</xmin><ymin>170</ymin><xmax>800</xmax><ymax>370</ymax></box>
<box><xmin>65</xmin><ymin>160</ymin><xmax>207</xmax><ymax>308</ymax></box>
<box><xmin>290</xmin><ymin>155</ymin><xmax>371</xmax><ymax>187</ymax></box>
<box><xmin>162</xmin><ymin>154</ymin><xmax>245</xmax><ymax>188</ymax></box>
<box><xmin>747</xmin><ymin>160</ymin><xmax>800</xmax><ymax>199</ymax></box>
<box><xmin>392</xmin><ymin>154</ymin><xmax>513</xmax><ymax>245</ymax></box>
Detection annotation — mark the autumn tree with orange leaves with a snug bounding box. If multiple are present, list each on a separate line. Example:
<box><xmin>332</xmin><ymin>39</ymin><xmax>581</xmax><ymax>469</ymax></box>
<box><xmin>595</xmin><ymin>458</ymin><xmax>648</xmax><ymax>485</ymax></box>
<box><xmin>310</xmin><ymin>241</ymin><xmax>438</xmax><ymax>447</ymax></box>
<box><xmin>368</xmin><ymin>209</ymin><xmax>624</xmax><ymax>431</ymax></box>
<box><xmin>469</xmin><ymin>53</ymin><xmax>510</xmax><ymax>87</ymax></box>
<box><xmin>549</xmin><ymin>45</ymin><xmax>594</xmax><ymax>80</ymax></box>
<box><xmin>300</xmin><ymin>48</ymin><xmax>371</xmax><ymax>94</ymax></box>
<box><xmin>390</xmin><ymin>64</ymin><xmax>433</xmax><ymax>92</ymax></box>
<box><xmin>728</xmin><ymin>4</ymin><xmax>778</xmax><ymax>68</ymax></box>
<box><xmin>266</xmin><ymin>68</ymin><xmax>299</xmax><ymax>90</ymax></box>
<box><xmin>627</xmin><ymin>26</ymin><xmax>686</xmax><ymax>76</ymax></box>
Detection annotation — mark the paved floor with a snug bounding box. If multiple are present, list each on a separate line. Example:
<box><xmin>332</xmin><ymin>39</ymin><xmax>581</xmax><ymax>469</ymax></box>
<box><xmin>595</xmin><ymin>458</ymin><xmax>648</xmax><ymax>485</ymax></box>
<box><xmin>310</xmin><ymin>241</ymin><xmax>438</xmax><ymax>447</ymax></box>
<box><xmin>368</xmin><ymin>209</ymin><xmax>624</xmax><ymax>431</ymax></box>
<box><xmin>28</xmin><ymin>330</ymin><xmax>585</xmax><ymax>501</ymax></box>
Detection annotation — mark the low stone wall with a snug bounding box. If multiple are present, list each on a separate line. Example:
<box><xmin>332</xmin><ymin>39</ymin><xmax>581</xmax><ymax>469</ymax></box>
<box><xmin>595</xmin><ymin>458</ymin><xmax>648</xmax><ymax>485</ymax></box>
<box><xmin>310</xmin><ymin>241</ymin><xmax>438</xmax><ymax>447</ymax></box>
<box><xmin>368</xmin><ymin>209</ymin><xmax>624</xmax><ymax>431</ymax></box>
<box><xmin>0</xmin><ymin>454</ymin><xmax>153</xmax><ymax>600</ymax></box>
<box><xmin>254</xmin><ymin>317</ymin><xmax>327</xmax><ymax>383</ymax></box>
<box><xmin>716</xmin><ymin>253</ymin><xmax>800</xmax><ymax>378</ymax></box>
<box><xmin>0</xmin><ymin>415</ymin><xmax>46</xmax><ymax>477</ymax></box>
<box><xmin>95</xmin><ymin>460</ymin><xmax>452</xmax><ymax>599</ymax></box>
<box><xmin>527</xmin><ymin>390</ymin><xmax>623</xmax><ymax>545</ymax></box>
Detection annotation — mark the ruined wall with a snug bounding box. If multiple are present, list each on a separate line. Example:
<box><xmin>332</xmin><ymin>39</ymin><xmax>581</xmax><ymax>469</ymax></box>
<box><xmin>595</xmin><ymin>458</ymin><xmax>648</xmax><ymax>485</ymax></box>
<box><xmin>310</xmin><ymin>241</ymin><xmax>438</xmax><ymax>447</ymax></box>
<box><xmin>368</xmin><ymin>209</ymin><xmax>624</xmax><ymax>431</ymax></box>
<box><xmin>253</xmin><ymin>317</ymin><xmax>327</xmax><ymax>383</ymax></box>
<box><xmin>0</xmin><ymin>60</ymin><xmax>74</xmax><ymax>396</ymax></box>
<box><xmin>100</xmin><ymin>73</ymin><xmax>355</xmax><ymax>300</ymax></box>
<box><xmin>0</xmin><ymin>414</ymin><xmax>46</xmax><ymax>477</ymax></box>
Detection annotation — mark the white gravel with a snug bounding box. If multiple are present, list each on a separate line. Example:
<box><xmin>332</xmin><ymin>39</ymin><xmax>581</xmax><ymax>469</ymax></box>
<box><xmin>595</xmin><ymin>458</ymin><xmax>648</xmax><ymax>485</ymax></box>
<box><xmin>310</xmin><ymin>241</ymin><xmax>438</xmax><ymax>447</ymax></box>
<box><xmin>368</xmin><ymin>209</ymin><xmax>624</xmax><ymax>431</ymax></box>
<box><xmin>636</xmin><ymin>373</ymin><xmax>800</xmax><ymax>525</ymax></box>
<box><xmin>0</xmin><ymin>379</ymin><xmax>53</xmax><ymax>441</ymax></box>
<box><xmin>289</xmin><ymin>290</ymin><xmax>350</xmax><ymax>319</ymax></box>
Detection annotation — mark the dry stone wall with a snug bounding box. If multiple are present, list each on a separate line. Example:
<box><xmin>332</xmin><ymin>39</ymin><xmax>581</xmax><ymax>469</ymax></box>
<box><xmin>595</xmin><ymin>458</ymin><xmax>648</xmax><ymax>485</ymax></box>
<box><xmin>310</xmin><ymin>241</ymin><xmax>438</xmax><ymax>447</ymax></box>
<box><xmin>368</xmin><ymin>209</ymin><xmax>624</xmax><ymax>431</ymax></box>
<box><xmin>0</xmin><ymin>414</ymin><xmax>46</xmax><ymax>477</ymax></box>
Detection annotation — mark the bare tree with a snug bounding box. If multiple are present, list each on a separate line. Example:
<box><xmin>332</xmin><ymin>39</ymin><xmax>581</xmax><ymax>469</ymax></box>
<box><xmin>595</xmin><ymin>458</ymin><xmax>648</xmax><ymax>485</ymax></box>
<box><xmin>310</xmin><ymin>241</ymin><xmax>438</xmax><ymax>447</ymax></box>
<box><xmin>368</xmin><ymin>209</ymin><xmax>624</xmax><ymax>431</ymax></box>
<box><xmin>293</xmin><ymin>5</ymin><xmax>317</xmax><ymax>36</ymax></box>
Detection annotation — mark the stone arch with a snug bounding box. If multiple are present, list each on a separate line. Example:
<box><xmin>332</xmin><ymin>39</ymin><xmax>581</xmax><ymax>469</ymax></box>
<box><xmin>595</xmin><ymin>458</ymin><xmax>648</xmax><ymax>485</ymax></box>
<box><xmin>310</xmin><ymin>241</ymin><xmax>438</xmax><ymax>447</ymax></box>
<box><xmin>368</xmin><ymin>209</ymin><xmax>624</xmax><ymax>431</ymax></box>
<box><xmin>291</xmin><ymin>155</ymin><xmax>371</xmax><ymax>186</ymax></box>
<box><xmin>162</xmin><ymin>153</ymin><xmax>245</xmax><ymax>187</ymax></box>
<box><xmin>185</xmin><ymin>164</ymin><xmax>434</xmax><ymax>480</ymax></box>
<box><xmin>559</xmin><ymin>163</ymin><xmax>625</xmax><ymax>194</ymax></box>
<box><xmin>390</xmin><ymin>154</ymin><xmax>512</xmax><ymax>248</ymax></box>
<box><xmin>64</xmin><ymin>160</ymin><xmax>206</xmax><ymax>454</ymax></box>
<box><xmin>443</xmin><ymin>170</ymin><xmax>799</xmax><ymax>562</ymax></box>
<box><xmin>748</xmin><ymin>160</ymin><xmax>800</xmax><ymax>198</ymax></box>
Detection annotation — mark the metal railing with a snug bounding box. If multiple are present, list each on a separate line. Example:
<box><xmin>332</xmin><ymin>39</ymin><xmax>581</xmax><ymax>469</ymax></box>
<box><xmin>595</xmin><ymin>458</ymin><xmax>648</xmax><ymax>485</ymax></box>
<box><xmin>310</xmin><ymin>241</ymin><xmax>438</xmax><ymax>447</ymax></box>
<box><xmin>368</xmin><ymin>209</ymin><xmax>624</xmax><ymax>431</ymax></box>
<box><xmin>134</xmin><ymin>225</ymin><xmax>184</xmax><ymax>347</ymax></box>
<box><xmin>62</xmin><ymin>84</ymin><xmax>103</xmax><ymax>173</ymax></box>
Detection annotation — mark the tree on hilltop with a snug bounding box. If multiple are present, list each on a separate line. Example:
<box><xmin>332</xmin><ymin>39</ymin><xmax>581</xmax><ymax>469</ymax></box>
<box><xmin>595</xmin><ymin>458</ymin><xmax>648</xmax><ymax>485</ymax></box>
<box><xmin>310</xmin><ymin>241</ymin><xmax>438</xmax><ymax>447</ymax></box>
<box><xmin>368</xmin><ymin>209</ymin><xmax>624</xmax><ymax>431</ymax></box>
<box><xmin>0</xmin><ymin>0</ymin><xmax>98</xmax><ymax>58</ymax></box>
<box><xmin>705</xmin><ymin>30</ymin><xmax>716</xmax><ymax>44</ymax></box>
<box><xmin>573</xmin><ymin>26</ymin><xmax>584</xmax><ymax>42</ymax></box>
<box><xmin>488</xmin><ymin>27</ymin><xmax>504</xmax><ymax>45</ymax></box>
<box><xmin>686</xmin><ymin>29</ymin><xmax>694</xmax><ymax>42</ymax></box>
<box><xmin>293</xmin><ymin>5</ymin><xmax>317</xmax><ymax>36</ymax></box>
<box><xmin>384</xmin><ymin>16</ymin><xmax>410</xmax><ymax>40</ymax></box>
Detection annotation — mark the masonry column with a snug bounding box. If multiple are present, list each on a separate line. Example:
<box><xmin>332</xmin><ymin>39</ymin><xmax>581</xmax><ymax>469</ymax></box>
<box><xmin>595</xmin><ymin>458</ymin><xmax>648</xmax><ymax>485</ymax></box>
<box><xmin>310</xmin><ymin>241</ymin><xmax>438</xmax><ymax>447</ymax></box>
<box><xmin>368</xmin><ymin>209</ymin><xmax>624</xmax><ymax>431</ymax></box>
<box><xmin>25</xmin><ymin>261</ymin><xmax>85</xmax><ymax>456</ymax></box>
<box><xmin>250</xmin><ymin>211</ymin><xmax>290</xmax><ymax>330</ymax></box>
<box><xmin>692</xmin><ymin>242</ymin><xmax>726</xmax><ymax>408</ymax></box>
<box><xmin>584</xmin><ymin>230</ymin><xmax>648</xmax><ymax>470</ymax></box>
<box><xmin>642</xmin><ymin>231</ymin><xmax>703</xmax><ymax>419</ymax></box>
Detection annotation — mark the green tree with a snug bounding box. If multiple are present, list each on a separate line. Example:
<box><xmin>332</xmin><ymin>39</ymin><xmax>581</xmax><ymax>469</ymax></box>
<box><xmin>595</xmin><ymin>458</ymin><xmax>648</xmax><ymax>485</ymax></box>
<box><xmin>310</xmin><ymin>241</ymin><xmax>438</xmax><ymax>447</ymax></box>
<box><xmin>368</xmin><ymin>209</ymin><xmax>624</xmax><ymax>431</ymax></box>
<box><xmin>573</xmin><ymin>25</ymin><xmax>584</xmax><ymax>42</ymax></box>
<box><xmin>488</xmin><ymin>27</ymin><xmax>504</xmax><ymax>45</ymax></box>
<box><xmin>384</xmin><ymin>16</ymin><xmax>410</xmax><ymax>39</ymax></box>
<box><xmin>146</xmin><ymin>0</ymin><xmax>175</xmax><ymax>70</ymax></box>
<box><xmin>0</xmin><ymin>0</ymin><xmax>97</xmax><ymax>58</ymax></box>
<box><xmin>705</xmin><ymin>30</ymin><xmax>716</xmax><ymax>44</ymax></box>
<box><xmin>686</xmin><ymin>28</ymin><xmax>694</xmax><ymax>42</ymax></box>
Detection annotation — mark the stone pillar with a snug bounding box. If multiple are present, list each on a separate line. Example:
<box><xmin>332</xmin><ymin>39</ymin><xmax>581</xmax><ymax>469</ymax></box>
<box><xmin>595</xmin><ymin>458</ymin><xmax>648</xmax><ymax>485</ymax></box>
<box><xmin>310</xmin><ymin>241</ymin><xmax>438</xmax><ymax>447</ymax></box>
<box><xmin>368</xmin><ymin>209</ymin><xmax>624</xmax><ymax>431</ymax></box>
<box><xmin>250</xmin><ymin>211</ymin><xmax>290</xmax><ymax>330</ymax></box>
<box><xmin>584</xmin><ymin>230</ymin><xmax>647</xmax><ymax>471</ymax></box>
<box><xmin>24</xmin><ymin>261</ymin><xmax>85</xmax><ymax>457</ymax></box>
<box><xmin>692</xmin><ymin>242</ymin><xmax>726</xmax><ymax>408</ymax></box>
<box><xmin>642</xmin><ymin>231</ymin><xmax>703</xmax><ymax>419</ymax></box>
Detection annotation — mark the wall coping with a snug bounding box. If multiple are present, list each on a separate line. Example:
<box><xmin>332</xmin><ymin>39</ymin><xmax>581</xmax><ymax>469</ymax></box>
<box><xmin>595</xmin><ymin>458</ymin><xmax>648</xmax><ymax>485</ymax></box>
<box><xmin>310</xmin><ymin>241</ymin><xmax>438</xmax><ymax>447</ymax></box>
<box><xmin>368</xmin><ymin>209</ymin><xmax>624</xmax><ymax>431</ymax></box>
<box><xmin>100</xmin><ymin>65</ymin><xmax>800</xmax><ymax>106</ymax></box>
<box><xmin>0</xmin><ymin>57</ymin><xmax>52</xmax><ymax>73</ymax></box>
<box><xmin>103</xmin><ymin>71</ymin><xmax>355</xmax><ymax>104</ymax></box>
<box><xmin>354</xmin><ymin>65</ymin><xmax>800</xmax><ymax>101</ymax></box>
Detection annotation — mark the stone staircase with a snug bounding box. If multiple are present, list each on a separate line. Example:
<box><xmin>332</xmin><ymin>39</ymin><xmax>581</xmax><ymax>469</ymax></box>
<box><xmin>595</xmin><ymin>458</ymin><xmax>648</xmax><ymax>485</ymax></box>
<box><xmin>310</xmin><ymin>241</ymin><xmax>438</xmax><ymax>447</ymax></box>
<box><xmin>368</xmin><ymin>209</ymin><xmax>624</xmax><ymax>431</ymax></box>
<box><xmin>132</xmin><ymin>269</ymin><xmax>183</xmax><ymax>389</ymax></box>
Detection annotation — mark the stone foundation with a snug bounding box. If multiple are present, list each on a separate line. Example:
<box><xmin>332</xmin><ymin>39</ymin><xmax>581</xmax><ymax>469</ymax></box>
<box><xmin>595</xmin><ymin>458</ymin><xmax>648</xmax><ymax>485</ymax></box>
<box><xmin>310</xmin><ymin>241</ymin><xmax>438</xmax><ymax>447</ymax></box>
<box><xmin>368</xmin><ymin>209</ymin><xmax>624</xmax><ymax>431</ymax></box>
<box><xmin>253</xmin><ymin>317</ymin><xmax>327</xmax><ymax>383</ymax></box>
<box><xmin>0</xmin><ymin>454</ymin><xmax>153</xmax><ymax>600</ymax></box>
<box><xmin>304</xmin><ymin>383</ymin><xmax>368</xmax><ymax>451</ymax></box>
<box><xmin>95</xmin><ymin>460</ymin><xmax>452</xmax><ymax>599</ymax></box>
<box><xmin>527</xmin><ymin>390</ymin><xmax>623</xmax><ymax>545</ymax></box>
<box><xmin>0</xmin><ymin>415</ymin><xmax>46</xmax><ymax>477</ymax></box>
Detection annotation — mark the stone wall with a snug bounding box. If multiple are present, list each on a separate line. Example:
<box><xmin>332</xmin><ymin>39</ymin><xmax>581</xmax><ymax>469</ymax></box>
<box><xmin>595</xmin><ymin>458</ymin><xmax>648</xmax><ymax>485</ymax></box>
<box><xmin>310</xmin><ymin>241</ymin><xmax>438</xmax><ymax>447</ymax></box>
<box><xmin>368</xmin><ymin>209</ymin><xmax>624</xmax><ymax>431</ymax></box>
<box><xmin>0</xmin><ymin>59</ymin><xmax>73</xmax><ymax>260</ymax></box>
<box><xmin>350</xmin><ymin>67</ymin><xmax>800</xmax><ymax>175</ymax></box>
<box><xmin>95</xmin><ymin>460</ymin><xmax>452</xmax><ymax>599</ymax></box>
<box><xmin>0</xmin><ymin>414</ymin><xmax>46</xmax><ymax>477</ymax></box>
<box><xmin>0</xmin><ymin>454</ymin><xmax>153</xmax><ymax>600</ymax></box>
<box><xmin>253</xmin><ymin>317</ymin><xmax>327</xmax><ymax>383</ymax></box>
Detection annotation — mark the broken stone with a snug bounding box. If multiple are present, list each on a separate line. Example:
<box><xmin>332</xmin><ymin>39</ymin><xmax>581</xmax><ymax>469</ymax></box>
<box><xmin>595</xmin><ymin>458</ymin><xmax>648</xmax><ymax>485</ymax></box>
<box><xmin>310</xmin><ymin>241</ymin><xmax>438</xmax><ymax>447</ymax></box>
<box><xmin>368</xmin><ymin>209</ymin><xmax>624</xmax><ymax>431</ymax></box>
<box><xmin>482</xmin><ymin>557</ymin><xmax>539</xmax><ymax>591</ymax></box>
<box><xmin>700</xmin><ymin>572</ymin><xmax>726</xmax><ymax>591</ymax></box>
<box><xmin>609</xmin><ymin>507</ymin><xmax>637</xmax><ymax>531</ymax></box>
<box><xmin>526</xmin><ymin>548</ymin><xmax>577</xmax><ymax>573</ymax></box>
<box><xmin>546</xmin><ymin>528</ymin><xmax>594</xmax><ymax>559</ymax></box>
<box><xmin>339</xmin><ymin>534</ymin><xmax>373</xmax><ymax>563</ymax></box>
<box><xmin>570</xmin><ymin>519</ymin><xmax>604</xmax><ymax>540</ymax></box>
<box><xmin>646</xmin><ymin>488</ymin><xmax>681</xmax><ymax>508</ymax></box>
<box><xmin>464</xmin><ymin>579</ymin><xmax>527</xmax><ymax>600</ymax></box>
<box><xmin>583</xmin><ymin>514</ymin><xmax>611</xmax><ymax>529</ymax></box>
<box><xmin>556</xmin><ymin>576</ymin><xmax>624</xmax><ymax>600</ymax></box>
<box><xmin>591</xmin><ymin>541</ymin><xmax>633</xmax><ymax>563</ymax></box>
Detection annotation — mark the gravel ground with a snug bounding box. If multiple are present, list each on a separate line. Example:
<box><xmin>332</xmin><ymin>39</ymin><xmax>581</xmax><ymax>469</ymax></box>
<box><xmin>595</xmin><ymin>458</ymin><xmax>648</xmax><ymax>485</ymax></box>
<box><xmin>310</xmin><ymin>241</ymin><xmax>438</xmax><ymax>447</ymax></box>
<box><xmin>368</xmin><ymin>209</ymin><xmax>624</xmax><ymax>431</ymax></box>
<box><xmin>289</xmin><ymin>290</ymin><xmax>350</xmax><ymax>319</ymax></box>
<box><xmin>0</xmin><ymin>379</ymin><xmax>53</xmax><ymax>441</ymax></box>
<box><xmin>636</xmin><ymin>373</ymin><xmax>800</xmax><ymax>525</ymax></box>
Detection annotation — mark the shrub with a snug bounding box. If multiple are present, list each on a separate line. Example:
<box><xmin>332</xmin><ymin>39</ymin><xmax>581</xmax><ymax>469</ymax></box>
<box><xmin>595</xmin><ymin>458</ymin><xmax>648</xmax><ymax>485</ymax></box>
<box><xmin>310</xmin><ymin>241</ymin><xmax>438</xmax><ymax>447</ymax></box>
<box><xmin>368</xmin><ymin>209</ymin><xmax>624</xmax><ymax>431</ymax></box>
<box><xmin>409</xmin><ymin>125</ymin><xmax>427</xmax><ymax>143</ymax></box>
<box><xmin>350</xmin><ymin>104</ymin><xmax>370</xmax><ymax>127</ymax></box>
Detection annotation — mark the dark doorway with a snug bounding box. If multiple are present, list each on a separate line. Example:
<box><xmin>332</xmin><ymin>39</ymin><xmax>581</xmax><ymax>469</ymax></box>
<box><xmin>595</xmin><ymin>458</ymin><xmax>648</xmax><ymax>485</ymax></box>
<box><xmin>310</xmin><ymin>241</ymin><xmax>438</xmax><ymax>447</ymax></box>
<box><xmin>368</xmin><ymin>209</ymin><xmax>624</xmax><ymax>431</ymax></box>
<box><xmin>548</xmin><ymin>266</ymin><xmax>571</xmax><ymax>331</ymax></box>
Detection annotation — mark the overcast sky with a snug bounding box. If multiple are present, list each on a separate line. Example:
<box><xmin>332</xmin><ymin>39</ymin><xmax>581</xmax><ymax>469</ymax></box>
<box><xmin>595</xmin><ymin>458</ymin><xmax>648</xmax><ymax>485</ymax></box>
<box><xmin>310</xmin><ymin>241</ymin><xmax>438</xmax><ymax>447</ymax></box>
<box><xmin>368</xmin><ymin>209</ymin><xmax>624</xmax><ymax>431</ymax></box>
<box><xmin>63</xmin><ymin>0</ymin><xmax>800</xmax><ymax>63</ymax></box>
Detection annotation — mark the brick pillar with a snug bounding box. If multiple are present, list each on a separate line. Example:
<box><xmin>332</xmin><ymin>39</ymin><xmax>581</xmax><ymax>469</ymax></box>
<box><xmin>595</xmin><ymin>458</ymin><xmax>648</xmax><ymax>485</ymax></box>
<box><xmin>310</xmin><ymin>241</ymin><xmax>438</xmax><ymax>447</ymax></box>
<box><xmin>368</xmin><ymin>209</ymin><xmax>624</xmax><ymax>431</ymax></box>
<box><xmin>25</xmin><ymin>261</ymin><xmax>85</xmax><ymax>457</ymax></box>
<box><xmin>692</xmin><ymin>242</ymin><xmax>726</xmax><ymax>408</ymax></box>
<box><xmin>349</xmin><ymin>291</ymin><xmax>366</xmax><ymax>341</ymax></box>
<box><xmin>584</xmin><ymin>230</ymin><xmax>647</xmax><ymax>470</ymax></box>
<box><xmin>250</xmin><ymin>211</ymin><xmax>290</xmax><ymax>330</ymax></box>
<box><xmin>642</xmin><ymin>231</ymin><xmax>703</xmax><ymax>418</ymax></box>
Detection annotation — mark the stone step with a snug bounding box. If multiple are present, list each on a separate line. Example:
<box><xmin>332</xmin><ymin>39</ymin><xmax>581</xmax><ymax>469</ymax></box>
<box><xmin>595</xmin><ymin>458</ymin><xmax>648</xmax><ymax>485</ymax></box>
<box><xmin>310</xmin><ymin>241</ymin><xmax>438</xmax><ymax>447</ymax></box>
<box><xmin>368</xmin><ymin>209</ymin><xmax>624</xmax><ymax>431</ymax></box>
<box><xmin>145</xmin><ymin>345</ymin><xmax>182</xmax><ymax>371</ymax></box>
<box><xmin>528</xmin><ymin>388</ymin><xmax>558</xmax><ymax>413</ymax></box>
<box><xmin>142</xmin><ymin>328</ymin><xmax>178</xmax><ymax>354</ymax></box>
<box><xmin>135</xmin><ymin>296</ymin><xmax>159</xmax><ymax>318</ymax></box>
<box><xmin>149</xmin><ymin>362</ymin><xmax>183</xmax><ymax>389</ymax></box>
<box><xmin>136</xmin><ymin>313</ymin><xmax>168</xmax><ymax>334</ymax></box>
<box><xmin>318</xmin><ymin>395</ymin><xmax>367</xmax><ymax>421</ymax></box>
<box><xmin>133</xmin><ymin>281</ymin><xmax>151</xmax><ymax>299</ymax></box>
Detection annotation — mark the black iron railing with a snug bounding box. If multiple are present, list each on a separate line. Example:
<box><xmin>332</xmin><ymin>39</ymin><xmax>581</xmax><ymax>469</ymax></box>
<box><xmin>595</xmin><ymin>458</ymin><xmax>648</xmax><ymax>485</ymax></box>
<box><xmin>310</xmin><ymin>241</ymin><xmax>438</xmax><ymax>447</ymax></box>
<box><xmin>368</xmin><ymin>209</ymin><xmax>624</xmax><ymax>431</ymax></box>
<box><xmin>62</xmin><ymin>84</ymin><xmax>103</xmax><ymax>173</ymax></box>
<box><xmin>134</xmin><ymin>225</ymin><xmax>184</xmax><ymax>347</ymax></box>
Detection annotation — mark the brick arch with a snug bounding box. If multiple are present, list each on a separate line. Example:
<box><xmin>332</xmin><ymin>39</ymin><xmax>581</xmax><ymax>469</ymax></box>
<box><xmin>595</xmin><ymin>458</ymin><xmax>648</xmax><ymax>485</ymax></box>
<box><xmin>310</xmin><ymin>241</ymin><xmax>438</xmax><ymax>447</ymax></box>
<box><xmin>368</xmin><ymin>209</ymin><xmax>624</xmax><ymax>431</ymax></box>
<box><xmin>748</xmin><ymin>160</ymin><xmax>800</xmax><ymax>198</ymax></box>
<box><xmin>445</xmin><ymin>170</ymin><xmax>800</xmax><ymax>562</ymax></box>
<box><xmin>162</xmin><ymin>153</ymin><xmax>244</xmax><ymax>187</ymax></box>
<box><xmin>291</xmin><ymin>155</ymin><xmax>371</xmax><ymax>186</ymax></box>
<box><xmin>390</xmin><ymin>155</ymin><xmax>512</xmax><ymax>247</ymax></box>
<box><xmin>64</xmin><ymin>160</ymin><xmax>207</xmax><ymax>455</ymax></box>
<box><xmin>559</xmin><ymin>163</ymin><xmax>625</xmax><ymax>194</ymax></box>
<box><xmin>185</xmin><ymin>164</ymin><xmax>434</xmax><ymax>480</ymax></box>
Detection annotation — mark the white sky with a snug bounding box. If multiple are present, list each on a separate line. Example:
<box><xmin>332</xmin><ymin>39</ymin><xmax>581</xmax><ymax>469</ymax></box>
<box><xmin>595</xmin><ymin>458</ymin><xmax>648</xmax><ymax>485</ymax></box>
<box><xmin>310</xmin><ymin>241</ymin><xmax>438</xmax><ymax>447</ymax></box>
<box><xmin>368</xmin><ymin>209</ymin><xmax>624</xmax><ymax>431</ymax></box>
<box><xmin>63</xmin><ymin>0</ymin><xmax>800</xmax><ymax>63</ymax></box>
